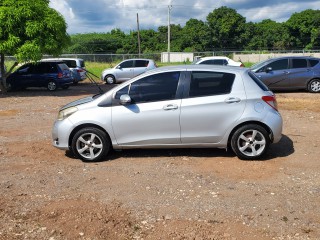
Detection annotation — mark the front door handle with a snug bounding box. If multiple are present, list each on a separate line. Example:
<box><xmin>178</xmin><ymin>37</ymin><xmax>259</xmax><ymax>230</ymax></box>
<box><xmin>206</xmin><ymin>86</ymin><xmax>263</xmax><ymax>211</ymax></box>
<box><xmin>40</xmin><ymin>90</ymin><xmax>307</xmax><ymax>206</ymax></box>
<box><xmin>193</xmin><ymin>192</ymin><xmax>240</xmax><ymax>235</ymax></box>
<box><xmin>225</xmin><ymin>97</ymin><xmax>241</xmax><ymax>103</ymax></box>
<box><xmin>163</xmin><ymin>104</ymin><xmax>178</xmax><ymax>110</ymax></box>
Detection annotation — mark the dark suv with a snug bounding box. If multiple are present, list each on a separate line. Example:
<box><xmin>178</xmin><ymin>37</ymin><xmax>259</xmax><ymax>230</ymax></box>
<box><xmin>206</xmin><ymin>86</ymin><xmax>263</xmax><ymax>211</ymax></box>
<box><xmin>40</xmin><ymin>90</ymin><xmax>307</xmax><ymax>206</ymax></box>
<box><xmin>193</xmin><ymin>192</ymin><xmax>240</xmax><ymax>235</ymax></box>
<box><xmin>7</xmin><ymin>61</ymin><xmax>73</xmax><ymax>91</ymax></box>
<box><xmin>251</xmin><ymin>56</ymin><xmax>320</xmax><ymax>93</ymax></box>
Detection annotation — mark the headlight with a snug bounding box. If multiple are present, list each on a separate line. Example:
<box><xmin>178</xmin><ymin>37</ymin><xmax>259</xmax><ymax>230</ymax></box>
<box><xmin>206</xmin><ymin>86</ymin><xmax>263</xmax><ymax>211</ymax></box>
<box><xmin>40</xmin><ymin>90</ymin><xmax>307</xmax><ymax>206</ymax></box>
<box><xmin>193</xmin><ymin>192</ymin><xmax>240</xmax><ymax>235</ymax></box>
<box><xmin>57</xmin><ymin>107</ymin><xmax>78</xmax><ymax>120</ymax></box>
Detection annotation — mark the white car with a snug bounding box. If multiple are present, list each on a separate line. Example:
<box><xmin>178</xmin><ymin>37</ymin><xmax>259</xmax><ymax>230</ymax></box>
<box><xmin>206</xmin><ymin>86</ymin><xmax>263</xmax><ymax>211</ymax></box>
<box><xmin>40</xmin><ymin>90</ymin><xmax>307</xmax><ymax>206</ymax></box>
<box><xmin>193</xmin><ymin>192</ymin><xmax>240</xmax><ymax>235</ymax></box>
<box><xmin>194</xmin><ymin>56</ymin><xmax>244</xmax><ymax>67</ymax></box>
<box><xmin>101</xmin><ymin>59</ymin><xmax>157</xmax><ymax>84</ymax></box>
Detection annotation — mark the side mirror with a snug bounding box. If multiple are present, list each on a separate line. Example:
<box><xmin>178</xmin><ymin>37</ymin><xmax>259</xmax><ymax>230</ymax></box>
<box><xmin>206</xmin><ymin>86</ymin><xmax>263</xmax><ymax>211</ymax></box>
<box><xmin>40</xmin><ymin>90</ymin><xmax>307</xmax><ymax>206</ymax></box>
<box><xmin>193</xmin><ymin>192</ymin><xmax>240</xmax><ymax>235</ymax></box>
<box><xmin>119</xmin><ymin>94</ymin><xmax>132</xmax><ymax>105</ymax></box>
<box><xmin>266</xmin><ymin>67</ymin><xmax>272</xmax><ymax>73</ymax></box>
<box><xmin>116</xmin><ymin>65</ymin><xmax>122</xmax><ymax>69</ymax></box>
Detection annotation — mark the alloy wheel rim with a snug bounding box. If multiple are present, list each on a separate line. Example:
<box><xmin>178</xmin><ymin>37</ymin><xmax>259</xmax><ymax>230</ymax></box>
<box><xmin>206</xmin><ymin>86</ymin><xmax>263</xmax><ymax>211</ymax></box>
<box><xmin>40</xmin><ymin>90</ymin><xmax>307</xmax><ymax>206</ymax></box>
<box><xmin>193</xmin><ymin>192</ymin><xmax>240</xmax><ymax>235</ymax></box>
<box><xmin>107</xmin><ymin>76</ymin><xmax>114</xmax><ymax>84</ymax></box>
<box><xmin>237</xmin><ymin>129</ymin><xmax>266</xmax><ymax>157</ymax></box>
<box><xmin>76</xmin><ymin>133</ymin><xmax>103</xmax><ymax>160</ymax></box>
<box><xmin>311</xmin><ymin>81</ymin><xmax>320</xmax><ymax>92</ymax></box>
<box><xmin>48</xmin><ymin>82</ymin><xmax>56</xmax><ymax>91</ymax></box>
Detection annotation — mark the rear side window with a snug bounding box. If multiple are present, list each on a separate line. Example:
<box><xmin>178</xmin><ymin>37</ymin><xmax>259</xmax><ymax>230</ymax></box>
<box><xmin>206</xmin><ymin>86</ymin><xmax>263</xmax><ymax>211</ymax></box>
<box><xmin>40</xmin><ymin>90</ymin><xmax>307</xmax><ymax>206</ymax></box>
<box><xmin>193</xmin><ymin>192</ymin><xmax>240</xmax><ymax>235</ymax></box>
<box><xmin>199</xmin><ymin>59</ymin><xmax>227</xmax><ymax>65</ymax></box>
<box><xmin>292</xmin><ymin>59</ymin><xmax>308</xmax><ymax>68</ymax></box>
<box><xmin>309</xmin><ymin>59</ymin><xmax>319</xmax><ymax>67</ymax></box>
<box><xmin>189</xmin><ymin>71</ymin><xmax>235</xmax><ymax>97</ymax></box>
<box><xmin>135</xmin><ymin>60</ymin><xmax>149</xmax><ymax>67</ymax></box>
<box><xmin>248</xmin><ymin>71</ymin><xmax>269</xmax><ymax>91</ymax></box>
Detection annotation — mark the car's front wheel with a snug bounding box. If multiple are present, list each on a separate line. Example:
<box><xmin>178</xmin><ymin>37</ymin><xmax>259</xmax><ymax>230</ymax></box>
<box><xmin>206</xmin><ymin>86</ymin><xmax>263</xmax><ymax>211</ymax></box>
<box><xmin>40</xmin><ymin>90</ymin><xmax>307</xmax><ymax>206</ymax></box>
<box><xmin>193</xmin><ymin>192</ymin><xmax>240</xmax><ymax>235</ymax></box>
<box><xmin>231</xmin><ymin>124</ymin><xmax>270</xmax><ymax>160</ymax></box>
<box><xmin>308</xmin><ymin>79</ymin><xmax>320</xmax><ymax>93</ymax></box>
<box><xmin>71</xmin><ymin>127</ymin><xmax>110</xmax><ymax>162</ymax></box>
<box><xmin>104</xmin><ymin>75</ymin><xmax>115</xmax><ymax>84</ymax></box>
<box><xmin>47</xmin><ymin>81</ymin><xmax>57</xmax><ymax>91</ymax></box>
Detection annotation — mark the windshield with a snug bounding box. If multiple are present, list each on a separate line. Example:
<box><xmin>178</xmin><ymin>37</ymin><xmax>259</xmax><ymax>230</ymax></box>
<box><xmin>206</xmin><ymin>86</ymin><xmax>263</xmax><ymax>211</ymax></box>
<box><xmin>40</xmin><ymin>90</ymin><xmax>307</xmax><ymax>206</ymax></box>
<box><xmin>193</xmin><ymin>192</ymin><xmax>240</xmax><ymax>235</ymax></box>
<box><xmin>250</xmin><ymin>59</ymin><xmax>271</xmax><ymax>72</ymax></box>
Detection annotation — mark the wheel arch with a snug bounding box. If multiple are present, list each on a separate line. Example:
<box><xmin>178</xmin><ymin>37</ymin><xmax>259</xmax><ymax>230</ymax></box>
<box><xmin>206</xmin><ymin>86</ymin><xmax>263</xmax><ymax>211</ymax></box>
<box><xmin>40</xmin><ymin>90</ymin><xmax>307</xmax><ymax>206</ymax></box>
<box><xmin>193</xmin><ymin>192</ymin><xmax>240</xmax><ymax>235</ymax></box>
<box><xmin>68</xmin><ymin>123</ymin><xmax>112</xmax><ymax>149</ymax></box>
<box><xmin>307</xmin><ymin>78</ymin><xmax>320</xmax><ymax>92</ymax></box>
<box><xmin>227</xmin><ymin>121</ymin><xmax>274</xmax><ymax>148</ymax></box>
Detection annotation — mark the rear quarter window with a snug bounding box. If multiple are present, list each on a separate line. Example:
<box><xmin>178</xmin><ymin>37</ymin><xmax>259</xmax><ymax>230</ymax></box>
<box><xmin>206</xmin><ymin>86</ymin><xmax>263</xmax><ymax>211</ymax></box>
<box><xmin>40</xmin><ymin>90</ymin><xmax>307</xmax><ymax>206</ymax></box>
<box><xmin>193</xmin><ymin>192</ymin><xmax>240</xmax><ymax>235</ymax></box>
<box><xmin>57</xmin><ymin>63</ymin><xmax>70</xmax><ymax>71</ymax></box>
<box><xmin>63</xmin><ymin>60</ymin><xmax>77</xmax><ymax>68</ymax></box>
<box><xmin>309</xmin><ymin>59</ymin><xmax>319</xmax><ymax>67</ymax></box>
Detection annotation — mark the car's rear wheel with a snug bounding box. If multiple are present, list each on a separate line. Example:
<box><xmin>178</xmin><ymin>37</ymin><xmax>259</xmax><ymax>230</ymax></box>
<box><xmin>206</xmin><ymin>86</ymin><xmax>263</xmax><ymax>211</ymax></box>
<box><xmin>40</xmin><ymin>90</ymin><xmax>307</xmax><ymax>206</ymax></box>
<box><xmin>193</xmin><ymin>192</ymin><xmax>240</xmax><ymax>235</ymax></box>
<box><xmin>47</xmin><ymin>81</ymin><xmax>57</xmax><ymax>91</ymax></box>
<box><xmin>231</xmin><ymin>124</ymin><xmax>270</xmax><ymax>160</ymax></box>
<box><xmin>104</xmin><ymin>75</ymin><xmax>115</xmax><ymax>84</ymax></box>
<box><xmin>71</xmin><ymin>127</ymin><xmax>110</xmax><ymax>162</ymax></box>
<box><xmin>307</xmin><ymin>79</ymin><xmax>320</xmax><ymax>93</ymax></box>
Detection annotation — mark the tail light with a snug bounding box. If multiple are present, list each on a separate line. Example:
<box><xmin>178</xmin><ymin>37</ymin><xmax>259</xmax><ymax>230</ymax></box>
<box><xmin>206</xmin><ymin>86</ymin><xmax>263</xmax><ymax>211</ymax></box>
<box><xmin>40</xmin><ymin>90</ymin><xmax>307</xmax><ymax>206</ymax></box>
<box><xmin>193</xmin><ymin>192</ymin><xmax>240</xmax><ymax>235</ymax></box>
<box><xmin>57</xmin><ymin>72</ymin><xmax>63</xmax><ymax>78</ymax></box>
<box><xmin>262</xmin><ymin>95</ymin><xmax>278</xmax><ymax>111</ymax></box>
<box><xmin>77</xmin><ymin>69</ymin><xmax>85</xmax><ymax>73</ymax></box>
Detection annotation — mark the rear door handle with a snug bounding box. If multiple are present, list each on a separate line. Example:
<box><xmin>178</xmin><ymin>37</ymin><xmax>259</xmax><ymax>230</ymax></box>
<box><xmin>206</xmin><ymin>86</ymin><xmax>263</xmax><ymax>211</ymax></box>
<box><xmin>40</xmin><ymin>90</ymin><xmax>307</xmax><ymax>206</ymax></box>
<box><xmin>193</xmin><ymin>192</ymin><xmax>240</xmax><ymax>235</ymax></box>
<box><xmin>225</xmin><ymin>97</ymin><xmax>241</xmax><ymax>103</ymax></box>
<box><xmin>163</xmin><ymin>104</ymin><xmax>178</xmax><ymax>110</ymax></box>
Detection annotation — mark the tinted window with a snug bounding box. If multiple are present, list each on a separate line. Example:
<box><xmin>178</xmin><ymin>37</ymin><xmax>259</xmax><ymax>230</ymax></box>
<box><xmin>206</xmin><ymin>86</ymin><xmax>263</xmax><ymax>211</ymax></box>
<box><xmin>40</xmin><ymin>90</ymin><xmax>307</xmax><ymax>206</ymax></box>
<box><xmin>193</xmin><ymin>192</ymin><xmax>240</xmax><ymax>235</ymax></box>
<box><xmin>189</xmin><ymin>71</ymin><xmax>235</xmax><ymax>97</ymax></box>
<box><xmin>266</xmin><ymin>59</ymin><xmax>288</xmax><ymax>71</ymax></box>
<box><xmin>115</xmin><ymin>71</ymin><xmax>180</xmax><ymax>103</ymax></box>
<box><xmin>63</xmin><ymin>60</ymin><xmax>77</xmax><ymax>68</ymax></box>
<box><xmin>119</xmin><ymin>60</ymin><xmax>133</xmax><ymax>68</ymax></box>
<box><xmin>199</xmin><ymin>59</ymin><xmax>226</xmax><ymax>65</ymax></box>
<box><xmin>309</xmin><ymin>59</ymin><xmax>319</xmax><ymax>67</ymax></box>
<box><xmin>292</xmin><ymin>59</ymin><xmax>308</xmax><ymax>69</ymax></box>
<box><xmin>135</xmin><ymin>60</ymin><xmax>149</xmax><ymax>67</ymax></box>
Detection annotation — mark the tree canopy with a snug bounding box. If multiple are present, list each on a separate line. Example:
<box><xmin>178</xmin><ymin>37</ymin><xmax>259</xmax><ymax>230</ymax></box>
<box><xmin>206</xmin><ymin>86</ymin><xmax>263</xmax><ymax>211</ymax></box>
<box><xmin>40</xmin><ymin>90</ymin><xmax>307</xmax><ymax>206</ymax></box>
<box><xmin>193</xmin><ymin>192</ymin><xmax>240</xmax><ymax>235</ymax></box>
<box><xmin>0</xmin><ymin>0</ymin><xmax>70</xmax><ymax>91</ymax></box>
<box><xmin>65</xmin><ymin>7</ymin><xmax>320</xmax><ymax>55</ymax></box>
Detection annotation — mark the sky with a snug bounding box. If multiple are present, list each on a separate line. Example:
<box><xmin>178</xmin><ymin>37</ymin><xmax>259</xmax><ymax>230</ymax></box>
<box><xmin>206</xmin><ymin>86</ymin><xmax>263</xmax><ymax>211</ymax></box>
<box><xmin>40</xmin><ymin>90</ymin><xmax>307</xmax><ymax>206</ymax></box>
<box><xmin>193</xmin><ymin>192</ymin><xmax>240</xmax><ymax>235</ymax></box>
<box><xmin>49</xmin><ymin>0</ymin><xmax>320</xmax><ymax>34</ymax></box>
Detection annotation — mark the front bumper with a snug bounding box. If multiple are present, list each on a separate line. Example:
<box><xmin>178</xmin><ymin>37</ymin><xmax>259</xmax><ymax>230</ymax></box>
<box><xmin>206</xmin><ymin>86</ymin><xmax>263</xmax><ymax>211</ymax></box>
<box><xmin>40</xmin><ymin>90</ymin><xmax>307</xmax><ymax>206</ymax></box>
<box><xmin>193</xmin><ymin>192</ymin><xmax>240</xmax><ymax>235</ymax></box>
<box><xmin>52</xmin><ymin>119</ymin><xmax>74</xmax><ymax>150</ymax></box>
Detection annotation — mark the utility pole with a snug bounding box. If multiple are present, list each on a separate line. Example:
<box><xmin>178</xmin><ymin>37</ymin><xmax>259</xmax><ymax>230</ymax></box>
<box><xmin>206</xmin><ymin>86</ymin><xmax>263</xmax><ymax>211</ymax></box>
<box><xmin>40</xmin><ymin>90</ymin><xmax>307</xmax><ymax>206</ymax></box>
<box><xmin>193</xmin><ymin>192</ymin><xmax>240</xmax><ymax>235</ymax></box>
<box><xmin>137</xmin><ymin>13</ymin><xmax>141</xmax><ymax>57</ymax></box>
<box><xmin>167</xmin><ymin>4</ymin><xmax>172</xmax><ymax>63</ymax></box>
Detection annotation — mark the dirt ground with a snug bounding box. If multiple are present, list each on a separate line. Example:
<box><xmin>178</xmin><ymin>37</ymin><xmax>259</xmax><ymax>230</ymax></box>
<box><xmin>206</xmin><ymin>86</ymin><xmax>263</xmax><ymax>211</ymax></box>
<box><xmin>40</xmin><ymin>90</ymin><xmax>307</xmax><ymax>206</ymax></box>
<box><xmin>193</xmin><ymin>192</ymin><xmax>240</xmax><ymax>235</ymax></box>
<box><xmin>0</xmin><ymin>83</ymin><xmax>320</xmax><ymax>240</ymax></box>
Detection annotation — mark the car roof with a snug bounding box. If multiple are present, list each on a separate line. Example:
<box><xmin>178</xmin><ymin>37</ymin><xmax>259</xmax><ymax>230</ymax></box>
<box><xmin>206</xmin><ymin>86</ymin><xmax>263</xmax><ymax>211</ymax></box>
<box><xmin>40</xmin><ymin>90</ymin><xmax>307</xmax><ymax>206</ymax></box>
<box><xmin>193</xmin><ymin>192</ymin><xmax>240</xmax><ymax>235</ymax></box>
<box><xmin>199</xmin><ymin>56</ymin><xmax>229</xmax><ymax>60</ymax></box>
<box><xmin>145</xmin><ymin>64</ymin><xmax>248</xmax><ymax>75</ymax></box>
<box><xmin>264</xmin><ymin>56</ymin><xmax>320</xmax><ymax>61</ymax></box>
<box><xmin>42</xmin><ymin>58</ymin><xmax>84</xmax><ymax>61</ymax></box>
<box><xmin>121</xmin><ymin>58</ymin><xmax>154</xmax><ymax>61</ymax></box>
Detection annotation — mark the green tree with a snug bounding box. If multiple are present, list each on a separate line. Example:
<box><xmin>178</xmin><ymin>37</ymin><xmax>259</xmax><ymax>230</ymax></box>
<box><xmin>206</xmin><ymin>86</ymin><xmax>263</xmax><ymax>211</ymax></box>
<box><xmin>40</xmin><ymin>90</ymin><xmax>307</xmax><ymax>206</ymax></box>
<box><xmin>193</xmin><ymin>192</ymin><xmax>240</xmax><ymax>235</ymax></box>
<box><xmin>286</xmin><ymin>9</ymin><xmax>320</xmax><ymax>49</ymax></box>
<box><xmin>206</xmin><ymin>6</ymin><xmax>247</xmax><ymax>50</ymax></box>
<box><xmin>0</xmin><ymin>0</ymin><xmax>70</xmax><ymax>91</ymax></box>
<box><xmin>181</xmin><ymin>19</ymin><xmax>210</xmax><ymax>52</ymax></box>
<box><xmin>246</xmin><ymin>19</ymin><xmax>290</xmax><ymax>50</ymax></box>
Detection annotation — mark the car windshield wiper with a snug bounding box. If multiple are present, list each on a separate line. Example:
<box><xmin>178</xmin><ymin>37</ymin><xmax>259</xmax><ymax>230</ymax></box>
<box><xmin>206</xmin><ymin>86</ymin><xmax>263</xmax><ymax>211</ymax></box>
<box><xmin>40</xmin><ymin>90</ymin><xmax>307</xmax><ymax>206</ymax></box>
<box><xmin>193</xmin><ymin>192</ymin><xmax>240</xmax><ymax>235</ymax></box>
<box><xmin>85</xmin><ymin>70</ymin><xmax>104</xmax><ymax>94</ymax></box>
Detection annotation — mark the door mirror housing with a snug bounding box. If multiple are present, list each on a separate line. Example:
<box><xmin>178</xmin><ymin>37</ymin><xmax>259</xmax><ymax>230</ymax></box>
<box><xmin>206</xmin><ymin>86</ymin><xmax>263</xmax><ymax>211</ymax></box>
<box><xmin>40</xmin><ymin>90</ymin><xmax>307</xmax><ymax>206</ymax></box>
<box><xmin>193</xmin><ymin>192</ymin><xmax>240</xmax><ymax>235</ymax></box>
<box><xmin>120</xmin><ymin>94</ymin><xmax>132</xmax><ymax>105</ymax></box>
<box><xmin>266</xmin><ymin>67</ymin><xmax>272</xmax><ymax>73</ymax></box>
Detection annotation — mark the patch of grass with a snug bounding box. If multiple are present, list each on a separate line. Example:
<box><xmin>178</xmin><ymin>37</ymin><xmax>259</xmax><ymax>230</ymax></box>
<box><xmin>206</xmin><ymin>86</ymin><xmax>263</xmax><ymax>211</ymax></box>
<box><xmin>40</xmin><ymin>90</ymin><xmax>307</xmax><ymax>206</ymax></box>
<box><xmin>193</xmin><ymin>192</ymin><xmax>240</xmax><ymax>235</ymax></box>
<box><xmin>277</xmin><ymin>96</ymin><xmax>320</xmax><ymax>112</ymax></box>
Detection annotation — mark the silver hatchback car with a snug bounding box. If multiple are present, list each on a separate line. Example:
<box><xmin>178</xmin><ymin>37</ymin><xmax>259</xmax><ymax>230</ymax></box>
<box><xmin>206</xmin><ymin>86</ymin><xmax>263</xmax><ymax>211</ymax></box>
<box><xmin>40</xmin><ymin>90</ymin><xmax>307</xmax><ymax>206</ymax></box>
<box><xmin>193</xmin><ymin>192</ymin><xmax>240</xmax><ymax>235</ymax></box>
<box><xmin>101</xmin><ymin>59</ymin><xmax>157</xmax><ymax>84</ymax></box>
<box><xmin>52</xmin><ymin>65</ymin><xmax>282</xmax><ymax>161</ymax></box>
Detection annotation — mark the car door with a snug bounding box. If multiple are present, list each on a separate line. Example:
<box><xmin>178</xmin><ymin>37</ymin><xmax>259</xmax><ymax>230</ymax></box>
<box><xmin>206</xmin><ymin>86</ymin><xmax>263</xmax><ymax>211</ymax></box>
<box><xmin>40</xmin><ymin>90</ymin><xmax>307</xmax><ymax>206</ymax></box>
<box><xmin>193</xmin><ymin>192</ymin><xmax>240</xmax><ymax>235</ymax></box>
<box><xmin>111</xmin><ymin>71</ymin><xmax>182</xmax><ymax>146</ymax></box>
<box><xmin>133</xmin><ymin>60</ymin><xmax>149</xmax><ymax>77</ymax></box>
<box><xmin>13</xmin><ymin>64</ymin><xmax>34</xmax><ymax>88</ymax></box>
<box><xmin>289</xmin><ymin>58</ymin><xmax>313</xmax><ymax>89</ymax></box>
<box><xmin>180</xmin><ymin>70</ymin><xmax>246</xmax><ymax>143</ymax></box>
<box><xmin>255</xmin><ymin>58</ymin><xmax>290</xmax><ymax>89</ymax></box>
<box><xmin>116</xmin><ymin>60</ymin><xmax>134</xmax><ymax>81</ymax></box>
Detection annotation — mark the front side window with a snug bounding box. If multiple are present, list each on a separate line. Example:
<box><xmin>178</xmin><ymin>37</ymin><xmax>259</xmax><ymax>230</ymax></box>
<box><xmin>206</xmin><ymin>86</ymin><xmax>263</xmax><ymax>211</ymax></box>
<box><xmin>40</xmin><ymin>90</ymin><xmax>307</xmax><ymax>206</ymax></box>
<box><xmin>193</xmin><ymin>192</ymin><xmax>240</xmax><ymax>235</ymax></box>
<box><xmin>266</xmin><ymin>59</ymin><xmax>289</xmax><ymax>71</ymax></box>
<box><xmin>115</xmin><ymin>71</ymin><xmax>180</xmax><ymax>103</ymax></box>
<box><xmin>119</xmin><ymin>60</ymin><xmax>133</xmax><ymax>69</ymax></box>
<box><xmin>189</xmin><ymin>71</ymin><xmax>235</xmax><ymax>97</ymax></box>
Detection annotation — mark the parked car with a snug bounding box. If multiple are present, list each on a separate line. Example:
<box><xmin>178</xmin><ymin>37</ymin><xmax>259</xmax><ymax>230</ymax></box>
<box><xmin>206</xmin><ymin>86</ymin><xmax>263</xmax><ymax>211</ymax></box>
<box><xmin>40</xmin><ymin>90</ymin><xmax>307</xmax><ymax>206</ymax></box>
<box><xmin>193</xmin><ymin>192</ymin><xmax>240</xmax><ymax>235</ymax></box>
<box><xmin>42</xmin><ymin>58</ymin><xmax>86</xmax><ymax>84</ymax></box>
<box><xmin>52</xmin><ymin>65</ymin><xmax>282</xmax><ymax>161</ymax></box>
<box><xmin>7</xmin><ymin>61</ymin><xmax>73</xmax><ymax>91</ymax></box>
<box><xmin>101</xmin><ymin>59</ymin><xmax>157</xmax><ymax>84</ymax></box>
<box><xmin>193</xmin><ymin>56</ymin><xmax>244</xmax><ymax>67</ymax></box>
<box><xmin>251</xmin><ymin>56</ymin><xmax>320</xmax><ymax>93</ymax></box>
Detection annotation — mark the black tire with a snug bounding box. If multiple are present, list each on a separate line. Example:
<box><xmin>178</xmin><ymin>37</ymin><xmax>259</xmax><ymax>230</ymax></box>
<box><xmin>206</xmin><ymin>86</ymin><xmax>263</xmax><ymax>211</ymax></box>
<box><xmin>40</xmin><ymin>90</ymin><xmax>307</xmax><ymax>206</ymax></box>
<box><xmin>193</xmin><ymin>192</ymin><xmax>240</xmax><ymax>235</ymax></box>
<box><xmin>71</xmin><ymin>127</ymin><xmax>110</xmax><ymax>162</ymax></box>
<box><xmin>104</xmin><ymin>75</ymin><xmax>116</xmax><ymax>84</ymax></box>
<box><xmin>231</xmin><ymin>124</ymin><xmax>270</xmax><ymax>160</ymax></box>
<box><xmin>307</xmin><ymin>79</ymin><xmax>320</xmax><ymax>93</ymax></box>
<box><xmin>47</xmin><ymin>81</ymin><xmax>57</xmax><ymax>91</ymax></box>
